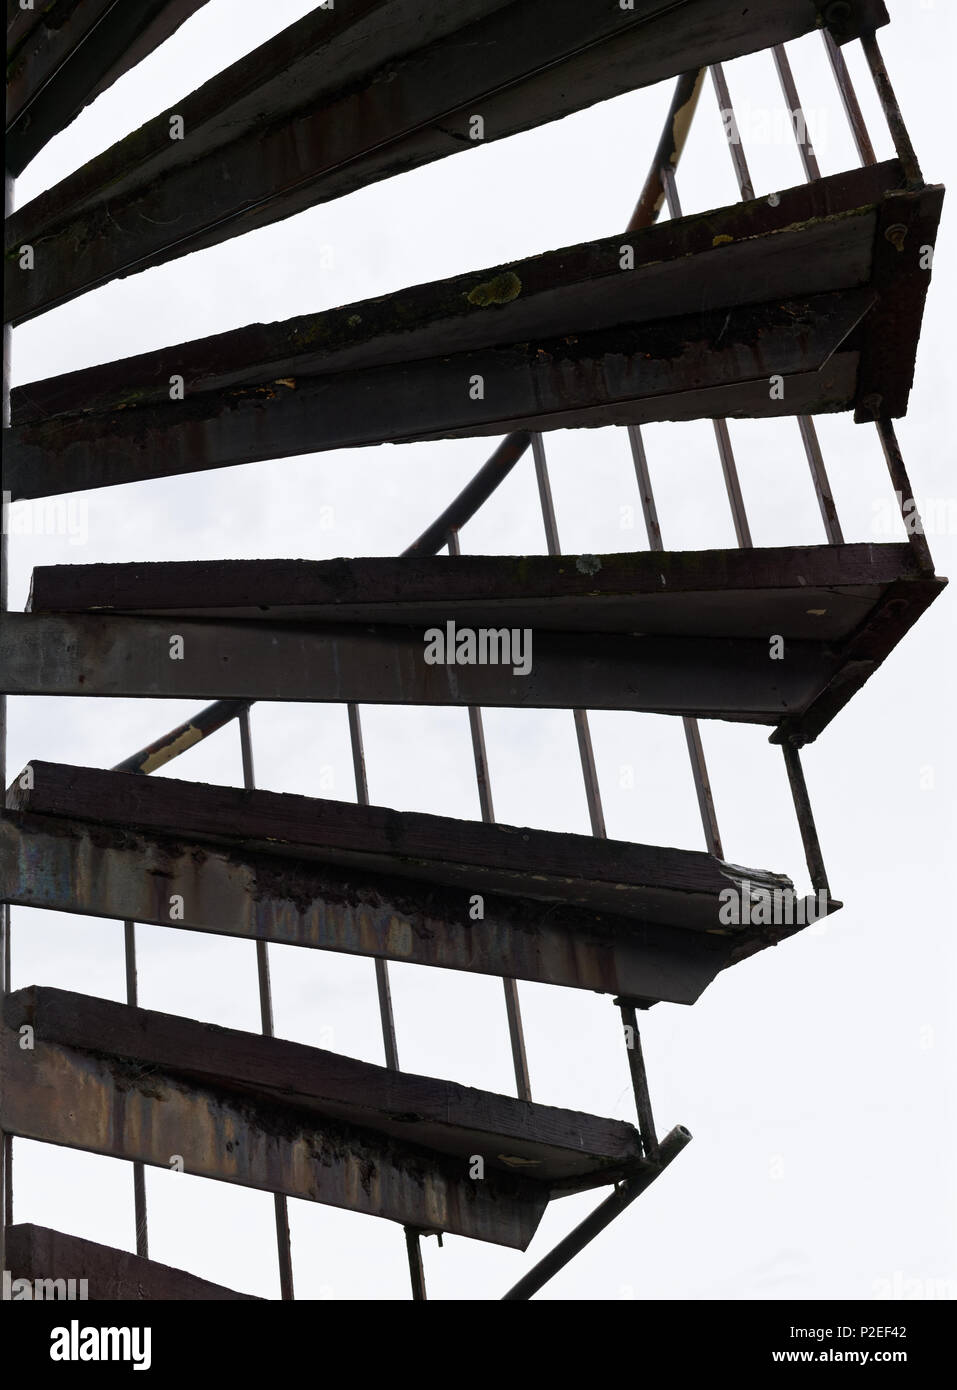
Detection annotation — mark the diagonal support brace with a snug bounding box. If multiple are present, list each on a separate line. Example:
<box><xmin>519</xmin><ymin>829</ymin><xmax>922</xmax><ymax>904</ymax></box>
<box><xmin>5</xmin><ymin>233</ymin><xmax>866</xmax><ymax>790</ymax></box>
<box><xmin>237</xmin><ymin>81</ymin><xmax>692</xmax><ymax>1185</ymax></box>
<box><xmin>501</xmin><ymin>1125</ymin><xmax>692</xmax><ymax>1301</ymax></box>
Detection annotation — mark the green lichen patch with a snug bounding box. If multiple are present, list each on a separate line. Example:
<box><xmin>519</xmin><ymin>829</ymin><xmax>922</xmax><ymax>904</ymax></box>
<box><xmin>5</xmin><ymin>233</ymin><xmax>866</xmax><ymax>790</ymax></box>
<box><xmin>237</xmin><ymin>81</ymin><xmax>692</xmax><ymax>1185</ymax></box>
<box><xmin>466</xmin><ymin>271</ymin><xmax>522</xmax><ymax>308</ymax></box>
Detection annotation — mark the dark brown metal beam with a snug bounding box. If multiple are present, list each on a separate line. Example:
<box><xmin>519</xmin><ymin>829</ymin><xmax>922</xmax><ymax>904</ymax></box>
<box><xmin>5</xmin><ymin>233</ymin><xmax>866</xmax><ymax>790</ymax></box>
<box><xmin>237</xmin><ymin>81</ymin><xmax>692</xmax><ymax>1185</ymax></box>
<box><xmin>6</xmin><ymin>0</ymin><xmax>212</xmax><ymax>177</ymax></box>
<box><xmin>9</xmin><ymin>159</ymin><xmax>903</xmax><ymax>417</ymax></box>
<box><xmin>9</xmin><ymin>161</ymin><xmax>929</xmax><ymax>496</ymax></box>
<box><xmin>853</xmin><ymin>183</ymin><xmax>943</xmax><ymax>420</ymax></box>
<box><xmin>9</xmin><ymin>165</ymin><xmax>941</xmax><ymax>497</ymax></box>
<box><xmin>3</xmin><ymin>555</ymin><xmax>944</xmax><ymax>735</ymax></box>
<box><xmin>0</xmin><ymin>299</ymin><xmax>872</xmax><ymax>500</ymax></box>
<box><xmin>5</xmin><ymin>762</ymin><xmax>796</xmax><ymax>926</ymax></box>
<box><xmin>0</xmin><ymin>986</ymin><xmax>655</xmax><ymax>1247</ymax></box>
<box><xmin>4</xmin><ymin>0</ymin><xmax>888</xmax><ymax>322</ymax></box>
<box><xmin>17</xmin><ymin>543</ymin><xmax>944</xmax><ymax>740</ymax></box>
<box><xmin>0</xmin><ymin>611</ymin><xmax>843</xmax><ymax>721</ymax></box>
<box><xmin>26</xmin><ymin>540</ymin><xmax>938</xmax><ymax>632</ymax></box>
<box><xmin>4</xmin><ymin>1223</ymin><xmax>261</xmax><ymax>1300</ymax></box>
<box><xmin>0</xmin><ymin>812</ymin><xmax>772</xmax><ymax>1006</ymax></box>
<box><xmin>0</xmin><ymin>1028</ymin><xmax>544</xmax><ymax>1250</ymax></box>
<box><xmin>6</xmin><ymin>983</ymin><xmax>647</xmax><ymax>1184</ymax></box>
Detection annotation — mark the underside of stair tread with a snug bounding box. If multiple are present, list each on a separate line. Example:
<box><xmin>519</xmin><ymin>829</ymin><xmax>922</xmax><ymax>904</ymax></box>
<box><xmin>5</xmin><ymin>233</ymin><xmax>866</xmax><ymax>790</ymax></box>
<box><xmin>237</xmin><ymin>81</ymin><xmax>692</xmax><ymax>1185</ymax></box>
<box><xmin>5</xmin><ymin>761</ymin><xmax>796</xmax><ymax>929</ymax></box>
<box><xmin>11</xmin><ymin>544</ymin><xmax>945</xmax><ymax>742</ymax></box>
<box><xmin>3</xmin><ymin>985</ymin><xmax>645</xmax><ymax>1183</ymax></box>
<box><xmin>6</xmin><ymin>162</ymin><xmax>942</xmax><ymax>500</ymax></box>
<box><xmin>0</xmin><ymin>991</ymin><xmax>545</xmax><ymax>1248</ymax></box>
<box><xmin>1</xmin><ymin>799</ymin><xmax>823</xmax><ymax>1007</ymax></box>
<box><xmin>0</xmin><ymin>985</ymin><xmax>669</xmax><ymax>1247</ymax></box>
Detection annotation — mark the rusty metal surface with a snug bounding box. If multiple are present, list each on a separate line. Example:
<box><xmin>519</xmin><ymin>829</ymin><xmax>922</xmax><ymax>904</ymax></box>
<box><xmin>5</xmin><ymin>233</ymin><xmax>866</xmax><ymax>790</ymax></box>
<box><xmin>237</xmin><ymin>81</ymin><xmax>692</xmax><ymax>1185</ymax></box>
<box><xmin>5</xmin><ymin>1223</ymin><xmax>261</xmax><ymax>1300</ymax></box>
<box><xmin>4</xmin><ymin>0</ymin><xmax>889</xmax><ymax>323</ymax></box>
<box><xmin>5</xmin><ymin>985</ymin><xmax>642</xmax><ymax>1170</ymax></box>
<box><xmin>1</xmin><ymin>984</ymin><xmax>650</xmax><ymax>1196</ymax></box>
<box><xmin>0</xmin><ymin>1022</ymin><xmax>547</xmax><ymax>1249</ymax></box>
<box><xmin>6</xmin><ymin>762</ymin><xmax>798</xmax><ymax>921</ymax></box>
<box><xmin>0</xmin><ymin>813</ymin><xmax>751</xmax><ymax>1006</ymax></box>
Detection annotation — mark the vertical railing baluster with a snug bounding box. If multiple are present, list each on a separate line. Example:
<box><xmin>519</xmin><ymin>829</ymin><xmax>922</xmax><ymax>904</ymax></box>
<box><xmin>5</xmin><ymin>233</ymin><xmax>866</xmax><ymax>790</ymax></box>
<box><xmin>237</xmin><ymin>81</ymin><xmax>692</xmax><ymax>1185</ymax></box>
<box><xmin>529</xmin><ymin>434</ymin><xmax>673</xmax><ymax>1141</ymax></box>
<box><xmin>123</xmin><ymin>921</ymin><xmax>149</xmax><ymax>1258</ymax></box>
<box><xmin>346</xmin><ymin>701</ymin><xmax>426</xmax><ymax>1296</ymax></box>
<box><xmin>660</xmin><ymin>165</ymin><xmax>753</xmax><ymax>548</ymax></box>
<box><xmin>445</xmin><ymin>530</ymin><xmax>532</xmax><ymax>1101</ymax></box>
<box><xmin>772</xmin><ymin>44</ymin><xmax>822</xmax><ymax>181</ymax></box>
<box><xmin>531</xmin><ymin>435</ymin><xmax>607</xmax><ymax>839</ymax></box>
<box><xmin>766</xmin><ymin>45</ymin><xmax>845</xmax><ymax>543</ymax></box>
<box><xmin>859</xmin><ymin>30</ymin><xmax>922</xmax><ymax>185</ymax></box>
<box><xmin>239</xmin><ymin>708</ymin><xmax>295</xmax><ymax>1301</ymax></box>
<box><xmin>822</xmin><ymin>30</ymin><xmax>877</xmax><ymax>167</ymax></box>
<box><xmin>820</xmin><ymin>29</ymin><xmax>930</xmax><ymax>563</ymax></box>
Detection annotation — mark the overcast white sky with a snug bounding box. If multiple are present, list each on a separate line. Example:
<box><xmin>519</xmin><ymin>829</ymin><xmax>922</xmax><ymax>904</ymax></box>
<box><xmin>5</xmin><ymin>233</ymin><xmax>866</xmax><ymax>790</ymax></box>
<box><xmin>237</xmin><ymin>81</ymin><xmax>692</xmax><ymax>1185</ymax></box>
<box><xmin>5</xmin><ymin>0</ymin><xmax>956</xmax><ymax>1300</ymax></box>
